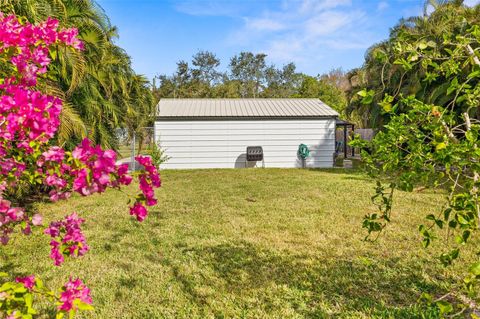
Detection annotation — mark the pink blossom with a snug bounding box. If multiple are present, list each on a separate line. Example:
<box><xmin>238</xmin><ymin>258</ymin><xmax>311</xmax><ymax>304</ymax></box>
<box><xmin>22</xmin><ymin>223</ymin><xmax>31</xmax><ymax>235</ymax></box>
<box><xmin>5</xmin><ymin>311</ymin><xmax>17</xmax><ymax>319</ymax></box>
<box><xmin>43</xmin><ymin>146</ymin><xmax>65</xmax><ymax>161</ymax></box>
<box><xmin>15</xmin><ymin>275</ymin><xmax>35</xmax><ymax>290</ymax></box>
<box><xmin>44</xmin><ymin>213</ymin><xmax>88</xmax><ymax>266</ymax></box>
<box><xmin>49</xmin><ymin>190</ymin><xmax>71</xmax><ymax>202</ymax></box>
<box><xmin>134</xmin><ymin>156</ymin><xmax>161</xmax><ymax>209</ymax></box>
<box><xmin>58</xmin><ymin>278</ymin><xmax>92</xmax><ymax>311</ymax></box>
<box><xmin>130</xmin><ymin>202</ymin><xmax>148</xmax><ymax>222</ymax></box>
<box><xmin>0</xmin><ymin>235</ymin><xmax>9</xmax><ymax>245</ymax></box>
<box><xmin>116</xmin><ymin>163</ymin><xmax>133</xmax><ymax>186</ymax></box>
<box><xmin>0</xmin><ymin>14</ymin><xmax>163</xmax><ymax>315</ymax></box>
<box><xmin>58</xmin><ymin>28</ymin><xmax>84</xmax><ymax>50</ymax></box>
<box><xmin>45</xmin><ymin>174</ymin><xmax>67</xmax><ymax>188</ymax></box>
<box><xmin>31</xmin><ymin>214</ymin><xmax>43</xmax><ymax>226</ymax></box>
<box><xmin>49</xmin><ymin>240</ymin><xmax>64</xmax><ymax>266</ymax></box>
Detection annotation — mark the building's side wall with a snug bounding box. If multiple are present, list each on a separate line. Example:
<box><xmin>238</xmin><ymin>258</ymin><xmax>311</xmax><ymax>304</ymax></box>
<box><xmin>154</xmin><ymin>119</ymin><xmax>336</xmax><ymax>169</ymax></box>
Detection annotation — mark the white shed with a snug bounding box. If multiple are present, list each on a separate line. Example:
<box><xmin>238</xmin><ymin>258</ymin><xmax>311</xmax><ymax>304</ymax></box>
<box><xmin>154</xmin><ymin>99</ymin><xmax>339</xmax><ymax>169</ymax></box>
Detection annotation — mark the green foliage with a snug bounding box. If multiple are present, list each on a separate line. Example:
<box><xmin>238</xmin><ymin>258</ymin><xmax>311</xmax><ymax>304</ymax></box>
<box><xmin>297</xmin><ymin>75</ymin><xmax>348</xmax><ymax>115</ymax></box>
<box><xmin>347</xmin><ymin>0</ymin><xmax>480</xmax><ymax>129</ymax></box>
<box><xmin>191</xmin><ymin>50</ymin><xmax>221</xmax><ymax>85</ymax></box>
<box><xmin>0</xmin><ymin>274</ymin><xmax>71</xmax><ymax>319</ymax></box>
<box><xmin>228</xmin><ymin>52</ymin><xmax>268</xmax><ymax>98</ymax></box>
<box><xmin>0</xmin><ymin>280</ymin><xmax>39</xmax><ymax>318</ymax></box>
<box><xmin>352</xmin><ymin>0</ymin><xmax>480</xmax><ymax>313</ymax></box>
<box><xmin>148</xmin><ymin>142</ymin><xmax>169</xmax><ymax>168</ymax></box>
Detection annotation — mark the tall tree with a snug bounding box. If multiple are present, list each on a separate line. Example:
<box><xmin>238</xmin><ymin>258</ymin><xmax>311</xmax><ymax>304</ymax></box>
<box><xmin>352</xmin><ymin>0</ymin><xmax>480</xmax><ymax>312</ymax></box>
<box><xmin>319</xmin><ymin>68</ymin><xmax>351</xmax><ymax>92</ymax></box>
<box><xmin>191</xmin><ymin>50</ymin><xmax>220</xmax><ymax>85</ymax></box>
<box><xmin>347</xmin><ymin>0</ymin><xmax>480</xmax><ymax>128</ymax></box>
<box><xmin>263</xmin><ymin>63</ymin><xmax>301</xmax><ymax>98</ymax></box>
<box><xmin>229</xmin><ymin>52</ymin><xmax>267</xmax><ymax>98</ymax></box>
<box><xmin>297</xmin><ymin>75</ymin><xmax>347</xmax><ymax>115</ymax></box>
<box><xmin>152</xmin><ymin>51</ymin><xmax>346</xmax><ymax>107</ymax></box>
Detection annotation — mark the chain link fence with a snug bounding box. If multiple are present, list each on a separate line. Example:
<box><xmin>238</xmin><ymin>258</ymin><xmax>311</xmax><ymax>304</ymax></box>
<box><xmin>116</xmin><ymin>127</ymin><xmax>155</xmax><ymax>171</ymax></box>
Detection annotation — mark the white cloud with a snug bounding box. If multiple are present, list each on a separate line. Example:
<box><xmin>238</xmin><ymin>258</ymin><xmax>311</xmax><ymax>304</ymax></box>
<box><xmin>299</xmin><ymin>0</ymin><xmax>352</xmax><ymax>13</ymax></box>
<box><xmin>245</xmin><ymin>18</ymin><xmax>286</xmax><ymax>32</ymax></box>
<box><xmin>321</xmin><ymin>38</ymin><xmax>374</xmax><ymax>50</ymax></box>
<box><xmin>377</xmin><ymin>1</ymin><xmax>389</xmax><ymax>12</ymax></box>
<box><xmin>265</xmin><ymin>36</ymin><xmax>305</xmax><ymax>62</ymax></box>
<box><xmin>304</xmin><ymin>10</ymin><xmax>362</xmax><ymax>37</ymax></box>
<box><xmin>225</xmin><ymin>0</ymin><xmax>374</xmax><ymax>69</ymax></box>
<box><xmin>464</xmin><ymin>0</ymin><xmax>480</xmax><ymax>6</ymax></box>
<box><xmin>174</xmin><ymin>0</ymin><xmax>385</xmax><ymax>73</ymax></box>
<box><xmin>174</xmin><ymin>1</ymin><xmax>247</xmax><ymax>17</ymax></box>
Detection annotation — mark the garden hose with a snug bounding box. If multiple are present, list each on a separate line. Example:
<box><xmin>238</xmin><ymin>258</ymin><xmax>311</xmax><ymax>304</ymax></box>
<box><xmin>298</xmin><ymin>143</ymin><xmax>310</xmax><ymax>159</ymax></box>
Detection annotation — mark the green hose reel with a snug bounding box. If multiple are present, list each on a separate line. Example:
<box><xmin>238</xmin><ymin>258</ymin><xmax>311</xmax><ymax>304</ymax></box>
<box><xmin>298</xmin><ymin>144</ymin><xmax>310</xmax><ymax>168</ymax></box>
<box><xmin>298</xmin><ymin>143</ymin><xmax>310</xmax><ymax>159</ymax></box>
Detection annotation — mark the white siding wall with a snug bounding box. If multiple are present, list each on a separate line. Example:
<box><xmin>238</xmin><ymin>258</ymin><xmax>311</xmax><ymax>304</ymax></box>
<box><xmin>154</xmin><ymin>119</ymin><xmax>336</xmax><ymax>169</ymax></box>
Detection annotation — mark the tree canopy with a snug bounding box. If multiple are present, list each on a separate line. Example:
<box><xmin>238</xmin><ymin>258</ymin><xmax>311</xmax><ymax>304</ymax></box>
<box><xmin>153</xmin><ymin>51</ymin><xmax>350</xmax><ymax>117</ymax></box>
<box><xmin>352</xmin><ymin>0</ymin><xmax>480</xmax><ymax>314</ymax></box>
<box><xmin>347</xmin><ymin>0</ymin><xmax>480</xmax><ymax>129</ymax></box>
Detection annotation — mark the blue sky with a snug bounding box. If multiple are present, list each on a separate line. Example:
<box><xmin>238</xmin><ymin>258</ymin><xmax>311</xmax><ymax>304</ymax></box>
<box><xmin>97</xmin><ymin>0</ymin><xmax>480</xmax><ymax>80</ymax></box>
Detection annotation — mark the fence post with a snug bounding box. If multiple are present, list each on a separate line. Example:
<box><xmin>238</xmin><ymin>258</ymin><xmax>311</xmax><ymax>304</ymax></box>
<box><xmin>130</xmin><ymin>132</ymin><xmax>136</xmax><ymax>171</ymax></box>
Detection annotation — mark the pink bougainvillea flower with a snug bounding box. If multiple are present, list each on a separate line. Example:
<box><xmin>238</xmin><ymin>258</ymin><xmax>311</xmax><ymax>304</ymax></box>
<box><xmin>134</xmin><ymin>155</ymin><xmax>161</xmax><ymax>209</ymax></box>
<box><xmin>44</xmin><ymin>213</ymin><xmax>89</xmax><ymax>266</ymax></box>
<box><xmin>31</xmin><ymin>214</ymin><xmax>43</xmax><ymax>226</ymax></box>
<box><xmin>129</xmin><ymin>202</ymin><xmax>148</xmax><ymax>222</ymax></box>
<box><xmin>42</xmin><ymin>146</ymin><xmax>65</xmax><ymax>162</ymax></box>
<box><xmin>0</xmin><ymin>13</ymin><xmax>164</xmax><ymax>316</ymax></box>
<box><xmin>15</xmin><ymin>275</ymin><xmax>35</xmax><ymax>290</ymax></box>
<box><xmin>58</xmin><ymin>278</ymin><xmax>92</xmax><ymax>311</ymax></box>
<box><xmin>5</xmin><ymin>311</ymin><xmax>17</xmax><ymax>319</ymax></box>
<box><xmin>49</xmin><ymin>240</ymin><xmax>64</xmax><ymax>266</ymax></box>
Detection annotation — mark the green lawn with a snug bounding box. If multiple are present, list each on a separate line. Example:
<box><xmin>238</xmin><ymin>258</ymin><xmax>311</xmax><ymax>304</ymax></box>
<box><xmin>1</xmin><ymin>169</ymin><xmax>473</xmax><ymax>318</ymax></box>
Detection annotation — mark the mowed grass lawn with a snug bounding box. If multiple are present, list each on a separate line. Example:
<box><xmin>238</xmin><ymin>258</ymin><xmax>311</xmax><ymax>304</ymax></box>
<box><xmin>1</xmin><ymin>168</ymin><xmax>474</xmax><ymax>318</ymax></box>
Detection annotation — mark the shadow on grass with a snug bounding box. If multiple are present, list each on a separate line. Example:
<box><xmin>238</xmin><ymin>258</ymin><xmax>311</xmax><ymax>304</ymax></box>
<box><xmin>0</xmin><ymin>260</ymin><xmax>23</xmax><ymax>278</ymax></box>
<box><xmin>174</xmin><ymin>241</ymin><xmax>441</xmax><ymax>318</ymax></box>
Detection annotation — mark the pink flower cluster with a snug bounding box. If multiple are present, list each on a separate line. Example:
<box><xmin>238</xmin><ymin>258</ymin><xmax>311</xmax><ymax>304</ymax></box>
<box><xmin>0</xmin><ymin>86</ymin><xmax>62</xmax><ymax>146</ymax></box>
<box><xmin>0</xmin><ymin>14</ymin><xmax>82</xmax><ymax>86</ymax></box>
<box><xmin>37</xmin><ymin>146</ymin><xmax>71</xmax><ymax>201</ymax></box>
<box><xmin>0</xmin><ymin>196</ymin><xmax>43</xmax><ymax>244</ymax></box>
<box><xmin>58</xmin><ymin>278</ymin><xmax>92</xmax><ymax>312</ymax></box>
<box><xmin>0</xmin><ymin>12</ymin><xmax>162</xmax><ymax>317</ymax></box>
<box><xmin>15</xmin><ymin>275</ymin><xmax>36</xmax><ymax>291</ymax></box>
<box><xmin>0</xmin><ymin>199</ymin><xmax>24</xmax><ymax>236</ymax></box>
<box><xmin>44</xmin><ymin>213</ymin><xmax>89</xmax><ymax>266</ymax></box>
<box><xmin>130</xmin><ymin>156</ymin><xmax>161</xmax><ymax>221</ymax></box>
<box><xmin>71</xmin><ymin>138</ymin><xmax>132</xmax><ymax>195</ymax></box>
<box><xmin>37</xmin><ymin>140</ymin><xmax>134</xmax><ymax>202</ymax></box>
<box><xmin>0</xmin><ymin>13</ymin><xmax>82</xmax><ymax>190</ymax></box>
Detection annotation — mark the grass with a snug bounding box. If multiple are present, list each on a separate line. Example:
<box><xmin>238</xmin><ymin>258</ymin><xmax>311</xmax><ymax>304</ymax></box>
<box><xmin>0</xmin><ymin>168</ymin><xmax>474</xmax><ymax>318</ymax></box>
<box><xmin>116</xmin><ymin>143</ymin><xmax>152</xmax><ymax>160</ymax></box>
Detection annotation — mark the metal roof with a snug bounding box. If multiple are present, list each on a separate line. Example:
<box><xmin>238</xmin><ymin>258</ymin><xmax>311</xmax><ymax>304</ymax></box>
<box><xmin>336</xmin><ymin>119</ymin><xmax>355</xmax><ymax>126</ymax></box>
<box><xmin>157</xmin><ymin>99</ymin><xmax>339</xmax><ymax>119</ymax></box>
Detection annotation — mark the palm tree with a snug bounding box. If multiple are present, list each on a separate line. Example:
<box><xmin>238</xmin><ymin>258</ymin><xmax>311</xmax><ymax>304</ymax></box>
<box><xmin>347</xmin><ymin>0</ymin><xmax>480</xmax><ymax>128</ymax></box>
